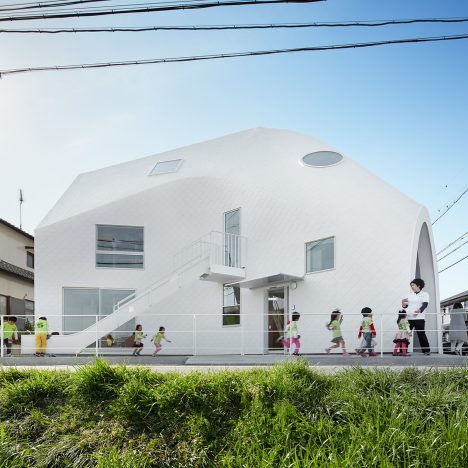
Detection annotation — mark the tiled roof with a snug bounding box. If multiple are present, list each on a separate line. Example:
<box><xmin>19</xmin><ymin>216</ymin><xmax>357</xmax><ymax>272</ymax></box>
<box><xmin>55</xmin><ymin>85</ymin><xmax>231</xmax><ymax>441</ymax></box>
<box><xmin>0</xmin><ymin>259</ymin><xmax>34</xmax><ymax>282</ymax></box>
<box><xmin>0</xmin><ymin>218</ymin><xmax>34</xmax><ymax>241</ymax></box>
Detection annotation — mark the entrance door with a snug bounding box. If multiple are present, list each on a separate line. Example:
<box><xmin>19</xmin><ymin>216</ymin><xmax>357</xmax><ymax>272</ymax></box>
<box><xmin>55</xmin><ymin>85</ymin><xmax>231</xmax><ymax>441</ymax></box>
<box><xmin>267</xmin><ymin>287</ymin><xmax>287</xmax><ymax>351</ymax></box>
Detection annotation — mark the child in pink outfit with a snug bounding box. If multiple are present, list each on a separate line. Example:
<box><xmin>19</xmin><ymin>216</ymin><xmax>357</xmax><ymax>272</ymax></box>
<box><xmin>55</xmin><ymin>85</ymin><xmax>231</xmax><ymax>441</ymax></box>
<box><xmin>281</xmin><ymin>312</ymin><xmax>301</xmax><ymax>355</ymax></box>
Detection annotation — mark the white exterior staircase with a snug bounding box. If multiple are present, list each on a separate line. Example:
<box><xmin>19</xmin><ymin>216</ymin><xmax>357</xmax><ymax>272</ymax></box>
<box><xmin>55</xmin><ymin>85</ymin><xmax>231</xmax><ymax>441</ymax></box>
<box><xmin>21</xmin><ymin>231</ymin><xmax>246</xmax><ymax>355</ymax></box>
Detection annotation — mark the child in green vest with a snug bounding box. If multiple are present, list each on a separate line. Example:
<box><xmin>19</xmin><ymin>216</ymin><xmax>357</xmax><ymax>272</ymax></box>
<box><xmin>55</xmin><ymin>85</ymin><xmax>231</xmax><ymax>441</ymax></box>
<box><xmin>355</xmin><ymin>307</ymin><xmax>377</xmax><ymax>357</ymax></box>
<box><xmin>132</xmin><ymin>324</ymin><xmax>147</xmax><ymax>356</ymax></box>
<box><xmin>35</xmin><ymin>316</ymin><xmax>49</xmax><ymax>357</ymax></box>
<box><xmin>393</xmin><ymin>311</ymin><xmax>411</xmax><ymax>356</ymax></box>
<box><xmin>325</xmin><ymin>310</ymin><xmax>349</xmax><ymax>356</ymax></box>
<box><xmin>3</xmin><ymin>316</ymin><xmax>18</xmax><ymax>357</ymax></box>
<box><xmin>152</xmin><ymin>326</ymin><xmax>171</xmax><ymax>356</ymax></box>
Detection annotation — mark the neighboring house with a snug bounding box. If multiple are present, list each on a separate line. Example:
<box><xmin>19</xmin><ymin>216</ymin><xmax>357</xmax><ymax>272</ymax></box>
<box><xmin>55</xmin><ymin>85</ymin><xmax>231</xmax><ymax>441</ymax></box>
<box><xmin>0</xmin><ymin>218</ymin><xmax>35</xmax><ymax>330</ymax></box>
<box><xmin>27</xmin><ymin>128</ymin><xmax>440</xmax><ymax>355</ymax></box>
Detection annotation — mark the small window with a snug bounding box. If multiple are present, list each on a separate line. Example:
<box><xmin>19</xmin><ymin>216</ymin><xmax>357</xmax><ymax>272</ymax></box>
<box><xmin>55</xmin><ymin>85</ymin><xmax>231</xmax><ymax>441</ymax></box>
<box><xmin>302</xmin><ymin>151</ymin><xmax>343</xmax><ymax>167</ymax></box>
<box><xmin>223</xmin><ymin>285</ymin><xmax>240</xmax><ymax>326</ymax></box>
<box><xmin>96</xmin><ymin>225</ymin><xmax>144</xmax><ymax>269</ymax></box>
<box><xmin>27</xmin><ymin>252</ymin><xmax>34</xmax><ymax>269</ymax></box>
<box><xmin>306</xmin><ymin>237</ymin><xmax>335</xmax><ymax>273</ymax></box>
<box><xmin>149</xmin><ymin>159</ymin><xmax>183</xmax><ymax>176</ymax></box>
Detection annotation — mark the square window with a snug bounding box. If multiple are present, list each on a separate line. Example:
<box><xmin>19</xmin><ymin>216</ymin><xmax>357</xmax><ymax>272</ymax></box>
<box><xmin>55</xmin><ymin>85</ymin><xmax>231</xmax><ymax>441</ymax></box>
<box><xmin>96</xmin><ymin>225</ymin><xmax>144</xmax><ymax>269</ymax></box>
<box><xmin>149</xmin><ymin>159</ymin><xmax>183</xmax><ymax>176</ymax></box>
<box><xmin>306</xmin><ymin>237</ymin><xmax>335</xmax><ymax>273</ymax></box>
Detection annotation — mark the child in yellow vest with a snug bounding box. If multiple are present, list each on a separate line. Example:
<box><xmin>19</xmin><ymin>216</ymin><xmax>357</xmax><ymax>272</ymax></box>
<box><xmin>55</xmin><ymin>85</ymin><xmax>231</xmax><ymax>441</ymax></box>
<box><xmin>35</xmin><ymin>316</ymin><xmax>49</xmax><ymax>357</ymax></box>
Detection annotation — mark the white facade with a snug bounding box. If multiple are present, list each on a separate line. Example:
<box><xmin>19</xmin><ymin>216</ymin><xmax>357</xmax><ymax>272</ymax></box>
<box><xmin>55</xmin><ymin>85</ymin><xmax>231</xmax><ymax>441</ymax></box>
<box><xmin>30</xmin><ymin>128</ymin><xmax>440</xmax><ymax>355</ymax></box>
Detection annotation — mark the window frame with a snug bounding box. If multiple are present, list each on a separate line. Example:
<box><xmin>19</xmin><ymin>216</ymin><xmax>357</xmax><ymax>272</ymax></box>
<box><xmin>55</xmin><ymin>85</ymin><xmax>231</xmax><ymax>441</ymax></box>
<box><xmin>305</xmin><ymin>236</ymin><xmax>336</xmax><ymax>274</ymax></box>
<box><xmin>26</xmin><ymin>251</ymin><xmax>34</xmax><ymax>269</ymax></box>
<box><xmin>222</xmin><ymin>284</ymin><xmax>241</xmax><ymax>327</ymax></box>
<box><xmin>149</xmin><ymin>159</ymin><xmax>184</xmax><ymax>176</ymax></box>
<box><xmin>95</xmin><ymin>224</ymin><xmax>145</xmax><ymax>270</ymax></box>
<box><xmin>62</xmin><ymin>287</ymin><xmax>136</xmax><ymax>334</ymax></box>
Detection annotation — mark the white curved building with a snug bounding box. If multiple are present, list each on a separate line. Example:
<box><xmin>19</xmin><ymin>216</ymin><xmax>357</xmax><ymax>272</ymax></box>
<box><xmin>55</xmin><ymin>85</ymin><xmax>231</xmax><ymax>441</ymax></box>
<box><xmin>27</xmin><ymin>128</ymin><xmax>440</xmax><ymax>355</ymax></box>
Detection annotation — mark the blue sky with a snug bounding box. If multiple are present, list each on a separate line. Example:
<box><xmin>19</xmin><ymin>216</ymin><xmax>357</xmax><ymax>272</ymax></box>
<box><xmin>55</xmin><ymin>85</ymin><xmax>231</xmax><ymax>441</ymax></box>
<box><xmin>0</xmin><ymin>0</ymin><xmax>467</xmax><ymax>299</ymax></box>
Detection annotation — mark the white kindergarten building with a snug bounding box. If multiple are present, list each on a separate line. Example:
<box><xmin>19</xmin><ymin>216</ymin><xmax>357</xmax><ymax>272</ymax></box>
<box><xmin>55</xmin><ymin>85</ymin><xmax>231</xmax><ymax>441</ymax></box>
<box><xmin>23</xmin><ymin>128</ymin><xmax>440</xmax><ymax>355</ymax></box>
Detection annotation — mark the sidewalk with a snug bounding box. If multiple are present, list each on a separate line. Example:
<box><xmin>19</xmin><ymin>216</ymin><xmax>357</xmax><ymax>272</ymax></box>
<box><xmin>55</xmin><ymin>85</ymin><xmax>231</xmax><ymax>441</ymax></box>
<box><xmin>0</xmin><ymin>353</ymin><xmax>466</xmax><ymax>370</ymax></box>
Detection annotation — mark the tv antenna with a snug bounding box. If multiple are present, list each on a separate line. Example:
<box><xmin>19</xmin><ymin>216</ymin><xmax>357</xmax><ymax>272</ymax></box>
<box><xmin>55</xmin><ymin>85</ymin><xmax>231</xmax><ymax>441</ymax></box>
<box><xmin>18</xmin><ymin>189</ymin><xmax>24</xmax><ymax>229</ymax></box>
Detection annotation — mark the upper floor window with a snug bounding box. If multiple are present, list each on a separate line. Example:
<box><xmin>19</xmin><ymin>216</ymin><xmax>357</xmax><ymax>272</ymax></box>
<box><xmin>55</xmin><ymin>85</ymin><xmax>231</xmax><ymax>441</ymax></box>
<box><xmin>306</xmin><ymin>236</ymin><xmax>335</xmax><ymax>273</ymax></box>
<box><xmin>96</xmin><ymin>225</ymin><xmax>144</xmax><ymax>269</ymax></box>
<box><xmin>26</xmin><ymin>252</ymin><xmax>34</xmax><ymax>269</ymax></box>
<box><xmin>149</xmin><ymin>159</ymin><xmax>184</xmax><ymax>176</ymax></box>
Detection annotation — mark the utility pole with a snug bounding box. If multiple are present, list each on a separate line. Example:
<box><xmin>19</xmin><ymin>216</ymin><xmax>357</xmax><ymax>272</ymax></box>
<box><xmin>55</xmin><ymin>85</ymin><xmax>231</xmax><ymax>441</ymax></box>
<box><xmin>19</xmin><ymin>189</ymin><xmax>24</xmax><ymax>229</ymax></box>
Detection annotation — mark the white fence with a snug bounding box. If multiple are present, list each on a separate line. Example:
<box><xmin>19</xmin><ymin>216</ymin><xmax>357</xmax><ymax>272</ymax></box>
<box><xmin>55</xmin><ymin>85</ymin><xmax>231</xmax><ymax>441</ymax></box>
<box><xmin>1</xmin><ymin>312</ymin><xmax>463</xmax><ymax>357</ymax></box>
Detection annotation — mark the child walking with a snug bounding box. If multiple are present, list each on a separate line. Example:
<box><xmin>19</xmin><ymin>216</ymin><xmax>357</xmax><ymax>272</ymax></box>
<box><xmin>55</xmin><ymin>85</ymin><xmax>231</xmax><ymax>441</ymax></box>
<box><xmin>355</xmin><ymin>307</ymin><xmax>377</xmax><ymax>357</ymax></box>
<box><xmin>3</xmin><ymin>316</ymin><xmax>18</xmax><ymax>357</ymax></box>
<box><xmin>393</xmin><ymin>311</ymin><xmax>411</xmax><ymax>356</ymax></box>
<box><xmin>325</xmin><ymin>310</ymin><xmax>349</xmax><ymax>355</ymax></box>
<box><xmin>132</xmin><ymin>324</ymin><xmax>147</xmax><ymax>356</ymax></box>
<box><xmin>152</xmin><ymin>326</ymin><xmax>171</xmax><ymax>356</ymax></box>
<box><xmin>281</xmin><ymin>312</ymin><xmax>301</xmax><ymax>356</ymax></box>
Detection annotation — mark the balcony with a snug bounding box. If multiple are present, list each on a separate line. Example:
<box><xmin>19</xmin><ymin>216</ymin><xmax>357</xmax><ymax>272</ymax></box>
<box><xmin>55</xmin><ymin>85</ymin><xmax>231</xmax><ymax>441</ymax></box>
<box><xmin>173</xmin><ymin>231</ymin><xmax>246</xmax><ymax>283</ymax></box>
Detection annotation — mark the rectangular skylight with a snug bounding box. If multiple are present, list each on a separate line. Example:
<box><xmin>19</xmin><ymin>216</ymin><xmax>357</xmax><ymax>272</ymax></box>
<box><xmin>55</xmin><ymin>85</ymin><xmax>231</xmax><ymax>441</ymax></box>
<box><xmin>149</xmin><ymin>159</ymin><xmax>183</xmax><ymax>176</ymax></box>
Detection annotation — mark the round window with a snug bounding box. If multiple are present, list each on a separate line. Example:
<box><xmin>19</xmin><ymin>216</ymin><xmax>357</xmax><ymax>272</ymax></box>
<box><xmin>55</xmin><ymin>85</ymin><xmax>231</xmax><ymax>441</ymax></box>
<box><xmin>302</xmin><ymin>151</ymin><xmax>343</xmax><ymax>167</ymax></box>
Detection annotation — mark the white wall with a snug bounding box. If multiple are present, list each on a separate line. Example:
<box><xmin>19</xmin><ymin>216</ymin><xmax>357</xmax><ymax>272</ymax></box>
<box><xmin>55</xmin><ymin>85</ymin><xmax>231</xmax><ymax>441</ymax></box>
<box><xmin>35</xmin><ymin>129</ymin><xmax>438</xmax><ymax>354</ymax></box>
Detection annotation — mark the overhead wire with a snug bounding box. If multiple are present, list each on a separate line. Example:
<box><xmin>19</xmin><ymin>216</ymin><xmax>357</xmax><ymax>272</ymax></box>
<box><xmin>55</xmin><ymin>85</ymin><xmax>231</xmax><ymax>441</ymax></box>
<box><xmin>1</xmin><ymin>33</ymin><xmax>468</xmax><ymax>77</ymax></box>
<box><xmin>437</xmin><ymin>239</ymin><xmax>468</xmax><ymax>262</ymax></box>
<box><xmin>439</xmin><ymin>254</ymin><xmax>468</xmax><ymax>274</ymax></box>
<box><xmin>437</xmin><ymin>232</ymin><xmax>468</xmax><ymax>256</ymax></box>
<box><xmin>0</xmin><ymin>0</ymin><xmax>109</xmax><ymax>13</ymax></box>
<box><xmin>1</xmin><ymin>16</ymin><xmax>468</xmax><ymax>33</ymax></box>
<box><xmin>0</xmin><ymin>0</ymin><xmax>325</xmax><ymax>22</ymax></box>
<box><xmin>432</xmin><ymin>185</ymin><xmax>468</xmax><ymax>225</ymax></box>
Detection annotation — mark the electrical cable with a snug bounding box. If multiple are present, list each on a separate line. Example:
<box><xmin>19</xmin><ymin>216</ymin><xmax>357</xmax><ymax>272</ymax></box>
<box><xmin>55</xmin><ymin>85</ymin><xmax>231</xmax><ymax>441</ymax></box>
<box><xmin>1</xmin><ymin>16</ymin><xmax>468</xmax><ymax>33</ymax></box>
<box><xmin>437</xmin><ymin>231</ymin><xmax>468</xmax><ymax>256</ymax></box>
<box><xmin>439</xmin><ymin>254</ymin><xmax>468</xmax><ymax>273</ymax></box>
<box><xmin>0</xmin><ymin>0</ymin><xmax>325</xmax><ymax>22</ymax></box>
<box><xmin>437</xmin><ymin>239</ymin><xmax>468</xmax><ymax>262</ymax></box>
<box><xmin>432</xmin><ymin>185</ymin><xmax>468</xmax><ymax>225</ymax></box>
<box><xmin>1</xmin><ymin>33</ymin><xmax>467</xmax><ymax>77</ymax></box>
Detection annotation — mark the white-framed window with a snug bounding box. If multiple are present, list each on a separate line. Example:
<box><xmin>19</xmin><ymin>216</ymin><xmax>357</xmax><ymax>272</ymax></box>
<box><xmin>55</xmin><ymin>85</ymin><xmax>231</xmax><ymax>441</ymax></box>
<box><xmin>305</xmin><ymin>236</ymin><xmax>335</xmax><ymax>273</ymax></box>
<box><xmin>63</xmin><ymin>288</ymin><xmax>135</xmax><ymax>344</ymax></box>
<box><xmin>96</xmin><ymin>225</ymin><xmax>144</xmax><ymax>269</ymax></box>
<box><xmin>223</xmin><ymin>284</ymin><xmax>240</xmax><ymax>326</ymax></box>
<box><xmin>149</xmin><ymin>159</ymin><xmax>184</xmax><ymax>176</ymax></box>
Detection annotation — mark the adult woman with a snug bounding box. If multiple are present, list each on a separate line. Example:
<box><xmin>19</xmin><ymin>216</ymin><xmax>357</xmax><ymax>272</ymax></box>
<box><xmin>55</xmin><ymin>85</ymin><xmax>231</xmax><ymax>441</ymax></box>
<box><xmin>402</xmin><ymin>278</ymin><xmax>431</xmax><ymax>355</ymax></box>
<box><xmin>449</xmin><ymin>303</ymin><xmax>467</xmax><ymax>355</ymax></box>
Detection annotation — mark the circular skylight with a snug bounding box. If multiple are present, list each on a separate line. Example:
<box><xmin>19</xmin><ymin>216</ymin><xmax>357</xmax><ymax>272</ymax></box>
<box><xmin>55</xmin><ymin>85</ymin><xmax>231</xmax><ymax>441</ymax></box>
<box><xmin>302</xmin><ymin>151</ymin><xmax>343</xmax><ymax>167</ymax></box>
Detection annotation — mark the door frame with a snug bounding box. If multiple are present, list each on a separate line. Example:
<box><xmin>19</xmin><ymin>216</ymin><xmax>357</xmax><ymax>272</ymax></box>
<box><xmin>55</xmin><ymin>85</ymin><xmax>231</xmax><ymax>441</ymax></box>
<box><xmin>264</xmin><ymin>285</ymin><xmax>290</xmax><ymax>353</ymax></box>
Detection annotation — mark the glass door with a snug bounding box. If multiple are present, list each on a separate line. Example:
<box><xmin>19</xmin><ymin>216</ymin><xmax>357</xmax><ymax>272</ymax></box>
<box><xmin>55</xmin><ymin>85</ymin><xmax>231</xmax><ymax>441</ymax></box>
<box><xmin>223</xmin><ymin>208</ymin><xmax>240</xmax><ymax>267</ymax></box>
<box><xmin>267</xmin><ymin>287</ymin><xmax>287</xmax><ymax>351</ymax></box>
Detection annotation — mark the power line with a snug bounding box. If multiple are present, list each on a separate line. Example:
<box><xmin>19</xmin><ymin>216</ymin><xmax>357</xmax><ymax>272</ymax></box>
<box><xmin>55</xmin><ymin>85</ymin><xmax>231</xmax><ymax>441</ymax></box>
<box><xmin>437</xmin><ymin>231</ymin><xmax>468</xmax><ymax>256</ymax></box>
<box><xmin>2</xmin><ymin>16</ymin><xmax>468</xmax><ymax>33</ymax></box>
<box><xmin>0</xmin><ymin>0</ymin><xmax>108</xmax><ymax>13</ymax></box>
<box><xmin>439</xmin><ymin>254</ymin><xmax>468</xmax><ymax>274</ymax></box>
<box><xmin>437</xmin><ymin>238</ymin><xmax>468</xmax><ymax>262</ymax></box>
<box><xmin>432</xmin><ymin>185</ymin><xmax>468</xmax><ymax>225</ymax></box>
<box><xmin>0</xmin><ymin>0</ymin><xmax>325</xmax><ymax>22</ymax></box>
<box><xmin>1</xmin><ymin>33</ymin><xmax>468</xmax><ymax>77</ymax></box>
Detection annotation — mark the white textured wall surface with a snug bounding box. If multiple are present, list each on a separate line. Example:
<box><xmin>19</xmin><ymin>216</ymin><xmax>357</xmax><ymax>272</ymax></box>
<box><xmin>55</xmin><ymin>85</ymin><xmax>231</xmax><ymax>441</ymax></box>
<box><xmin>35</xmin><ymin>128</ymin><xmax>439</xmax><ymax>354</ymax></box>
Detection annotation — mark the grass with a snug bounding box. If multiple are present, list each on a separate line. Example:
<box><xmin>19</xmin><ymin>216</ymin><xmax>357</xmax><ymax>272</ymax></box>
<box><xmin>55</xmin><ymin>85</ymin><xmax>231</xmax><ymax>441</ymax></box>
<box><xmin>0</xmin><ymin>360</ymin><xmax>466</xmax><ymax>467</ymax></box>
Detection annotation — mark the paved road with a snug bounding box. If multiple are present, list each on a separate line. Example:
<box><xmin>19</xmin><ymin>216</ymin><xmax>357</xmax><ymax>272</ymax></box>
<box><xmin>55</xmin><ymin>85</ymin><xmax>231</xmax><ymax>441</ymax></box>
<box><xmin>0</xmin><ymin>353</ymin><xmax>467</xmax><ymax>371</ymax></box>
